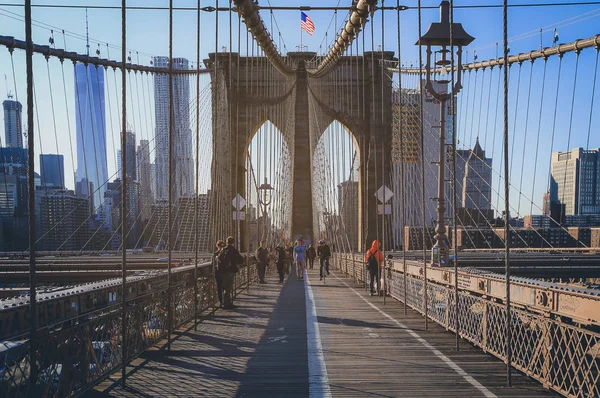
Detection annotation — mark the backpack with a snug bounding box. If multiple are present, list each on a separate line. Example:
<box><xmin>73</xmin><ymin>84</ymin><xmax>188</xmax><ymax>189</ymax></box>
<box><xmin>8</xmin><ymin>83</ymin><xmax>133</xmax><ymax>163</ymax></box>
<box><xmin>217</xmin><ymin>247</ymin><xmax>233</xmax><ymax>271</ymax></box>
<box><xmin>366</xmin><ymin>251</ymin><xmax>378</xmax><ymax>271</ymax></box>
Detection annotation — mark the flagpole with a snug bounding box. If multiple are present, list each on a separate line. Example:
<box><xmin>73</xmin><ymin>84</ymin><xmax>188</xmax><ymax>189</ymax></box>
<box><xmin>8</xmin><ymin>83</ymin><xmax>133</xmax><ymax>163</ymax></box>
<box><xmin>300</xmin><ymin>19</ymin><xmax>303</xmax><ymax>52</ymax></box>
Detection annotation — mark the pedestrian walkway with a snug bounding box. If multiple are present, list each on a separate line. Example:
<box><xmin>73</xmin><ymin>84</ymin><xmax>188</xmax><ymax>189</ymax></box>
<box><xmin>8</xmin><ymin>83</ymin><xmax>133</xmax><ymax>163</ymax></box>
<box><xmin>90</xmin><ymin>266</ymin><xmax>557</xmax><ymax>397</ymax></box>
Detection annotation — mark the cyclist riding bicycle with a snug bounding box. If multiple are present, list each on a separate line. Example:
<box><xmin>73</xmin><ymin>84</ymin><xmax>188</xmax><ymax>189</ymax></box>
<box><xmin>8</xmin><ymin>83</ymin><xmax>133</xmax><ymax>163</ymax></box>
<box><xmin>317</xmin><ymin>239</ymin><xmax>331</xmax><ymax>281</ymax></box>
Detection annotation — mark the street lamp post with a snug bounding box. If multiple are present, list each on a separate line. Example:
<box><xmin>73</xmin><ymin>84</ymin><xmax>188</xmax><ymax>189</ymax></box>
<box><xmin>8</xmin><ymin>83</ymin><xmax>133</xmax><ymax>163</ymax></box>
<box><xmin>258</xmin><ymin>177</ymin><xmax>274</xmax><ymax>245</ymax></box>
<box><xmin>416</xmin><ymin>0</ymin><xmax>473</xmax><ymax>265</ymax></box>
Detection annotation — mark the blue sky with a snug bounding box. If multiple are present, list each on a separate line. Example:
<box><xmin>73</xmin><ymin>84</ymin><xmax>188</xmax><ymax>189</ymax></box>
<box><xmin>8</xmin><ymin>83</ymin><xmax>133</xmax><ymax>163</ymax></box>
<box><xmin>2</xmin><ymin>0</ymin><xmax>597</xmax><ymax>65</ymax></box>
<box><xmin>0</xmin><ymin>0</ymin><xmax>599</xmax><ymax>216</ymax></box>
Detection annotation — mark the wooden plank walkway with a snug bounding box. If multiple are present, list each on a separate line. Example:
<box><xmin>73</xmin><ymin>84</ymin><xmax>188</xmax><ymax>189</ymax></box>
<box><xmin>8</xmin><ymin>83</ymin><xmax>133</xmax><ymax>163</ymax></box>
<box><xmin>311</xmin><ymin>270</ymin><xmax>556</xmax><ymax>398</ymax></box>
<box><xmin>89</xmin><ymin>266</ymin><xmax>558</xmax><ymax>397</ymax></box>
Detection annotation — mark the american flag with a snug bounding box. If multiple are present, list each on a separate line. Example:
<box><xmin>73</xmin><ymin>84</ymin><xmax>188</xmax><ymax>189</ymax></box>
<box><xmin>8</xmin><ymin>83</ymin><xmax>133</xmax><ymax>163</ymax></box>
<box><xmin>301</xmin><ymin>12</ymin><xmax>315</xmax><ymax>35</ymax></box>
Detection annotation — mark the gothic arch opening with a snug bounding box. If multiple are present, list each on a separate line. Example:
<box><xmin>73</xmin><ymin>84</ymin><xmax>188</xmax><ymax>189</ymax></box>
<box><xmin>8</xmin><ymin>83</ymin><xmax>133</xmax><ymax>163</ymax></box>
<box><xmin>312</xmin><ymin>120</ymin><xmax>360</xmax><ymax>251</ymax></box>
<box><xmin>246</xmin><ymin>120</ymin><xmax>290</xmax><ymax>250</ymax></box>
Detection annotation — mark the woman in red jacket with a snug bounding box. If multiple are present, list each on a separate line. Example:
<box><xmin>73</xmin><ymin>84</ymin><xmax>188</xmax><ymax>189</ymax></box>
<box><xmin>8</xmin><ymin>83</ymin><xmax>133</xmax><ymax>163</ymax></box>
<box><xmin>365</xmin><ymin>240</ymin><xmax>384</xmax><ymax>296</ymax></box>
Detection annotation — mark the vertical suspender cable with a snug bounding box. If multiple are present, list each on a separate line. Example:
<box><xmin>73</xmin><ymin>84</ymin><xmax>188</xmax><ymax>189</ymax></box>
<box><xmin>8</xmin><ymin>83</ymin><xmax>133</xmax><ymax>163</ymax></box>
<box><xmin>360</xmin><ymin>28</ymin><xmax>366</xmax><ymax>287</ymax></box>
<box><xmin>211</xmin><ymin>0</ymin><xmax>219</xmax><ymax>254</ymax></box>
<box><xmin>120</xmin><ymin>0</ymin><xmax>128</xmax><ymax>385</ymax></box>
<box><xmin>369</xmin><ymin>5</ymin><xmax>379</xmax><ymax>297</ymax></box>
<box><xmin>362</xmin><ymin>24</ymin><xmax>366</xmax><ymax>259</ymax></box>
<box><xmin>167</xmin><ymin>0</ymin><xmax>174</xmax><ymax>352</ymax></box>
<box><xmin>397</xmin><ymin>0</ymin><xmax>408</xmax><ymax>316</ymax></box>
<box><xmin>381</xmin><ymin>0</ymin><xmax>386</xmax><ymax>304</ymax></box>
<box><xmin>237</xmin><ymin>10</ymin><xmax>242</xmax><ymax>252</ymax></box>
<box><xmin>24</xmin><ymin>0</ymin><xmax>37</xmax><ymax>393</ymax></box>
<box><xmin>585</xmin><ymin>49</ymin><xmax>599</xmax><ymax>152</ymax></box>
<box><xmin>450</xmin><ymin>0</ymin><xmax>460</xmax><ymax>351</ymax></box>
<box><xmin>193</xmin><ymin>0</ymin><xmax>201</xmax><ymax>331</ymax></box>
<box><xmin>245</xmin><ymin>29</ymin><xmax>250</xmax><ymax>291</ymax></box>
<box><xmin>417</xmin><ymin>0</ymin><xmax>428</xmax><ymax>329</ymax></box>
<box><xmin>502</xmin><ymin>0</ymin><xmax>512</xmax><ymax>387</ymax></box>
<box><xmin>529</xmin><ymin>60</ymin><xmax>547</xmax><ymax>217</ymax></box>
<box><xmin>229</xmin><ymin>0</ymin><xmax>235</xmax><ymax>248</ymax></box>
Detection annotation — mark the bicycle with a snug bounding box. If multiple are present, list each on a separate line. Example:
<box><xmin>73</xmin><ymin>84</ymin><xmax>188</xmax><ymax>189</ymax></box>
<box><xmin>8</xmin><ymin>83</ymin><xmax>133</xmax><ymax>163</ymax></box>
<box><xmin>319</xmin><ymin>257</ymin><xmax>329</xmax><ymax>284</ymax></box>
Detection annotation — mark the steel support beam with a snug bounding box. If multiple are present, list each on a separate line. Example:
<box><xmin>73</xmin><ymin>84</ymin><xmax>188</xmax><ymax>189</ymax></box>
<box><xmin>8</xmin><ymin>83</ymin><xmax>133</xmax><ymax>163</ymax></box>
<box><xmin>0</xmin><ymin>35</ymin><xmax>209</xmax><ymax>74</ymax></box>
<box><xmin>393</xmin><ymin>34</ymin><xmax>600</xmax><ymax>73</ymax></box>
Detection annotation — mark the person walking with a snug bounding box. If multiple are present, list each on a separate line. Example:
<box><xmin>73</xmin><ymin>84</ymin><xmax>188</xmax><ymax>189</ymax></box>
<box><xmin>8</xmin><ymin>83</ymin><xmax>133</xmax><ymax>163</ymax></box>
<box><xmin>218</xmin><ymin>236</ymin><xmax>244</xmax><ymax>309</ymax></box>
<box><xmin>293</xmin><ymin>238</ymin><xmax>307</xmax><ymax>280</ymax></box>
<box><xmin>212</xmin><ymin>240</ymin><xmax>225</xmax><ymax>307</ymax></box>
<box><xmin>364</xmin><ymin>240</ymin><xmax>384</xmax><ymax>296</ymax></box>
<box><xmin>284</xmin><ymin>241</ymin><xmax>293</xmax><ymax>276</ymax></box>
<box><xmin>255</xmin><ymin>239</ymin><xmax>269</xmax><ymax>284</ymax></box>
<box><xmin>307</xmin><ymin>244</ymin><xmax>316</xmax><ymax>270</ymax></box>
<box><xmin>274</xmin><ymin>243</ymin><xmax>287</xmax><ymax>283</ymax></box>
<box><xmin>317</xmin><ymin>239</ymin><xmax>331</xmax><ymax>280</ymax></box>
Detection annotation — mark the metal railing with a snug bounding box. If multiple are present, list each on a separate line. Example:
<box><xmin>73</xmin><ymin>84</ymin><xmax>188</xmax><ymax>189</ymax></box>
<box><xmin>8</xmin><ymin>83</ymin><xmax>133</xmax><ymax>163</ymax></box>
<box><xmin>333</xmin><ymin>253</ymin><xmax>600</xmax><ymax>398</ymax></box>
<box><xmin>0</xmin><ymin>258</ymin><xmax>257</xmax><ymax>397</ymax></box>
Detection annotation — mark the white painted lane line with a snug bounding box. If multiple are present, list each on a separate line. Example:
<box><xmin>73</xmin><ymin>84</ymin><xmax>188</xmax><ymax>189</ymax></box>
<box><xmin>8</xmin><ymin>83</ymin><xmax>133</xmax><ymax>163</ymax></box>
<box><xmin>333</xmin><ymin>272</ymin><xmax>497</xmax><ymax>398</ymax></box>
<box><xmin>305</xmin><ymin>269</ymin><xmax>332</xmax><ymax>398</ymax></box>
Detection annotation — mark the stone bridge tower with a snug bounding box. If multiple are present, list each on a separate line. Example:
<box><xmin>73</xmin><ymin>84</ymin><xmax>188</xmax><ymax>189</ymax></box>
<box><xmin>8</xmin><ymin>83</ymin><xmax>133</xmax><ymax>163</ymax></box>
<box><xmin>207</xmin><ymin>50</ymin><xmax>395</xmax><ymax>251</ymax></box>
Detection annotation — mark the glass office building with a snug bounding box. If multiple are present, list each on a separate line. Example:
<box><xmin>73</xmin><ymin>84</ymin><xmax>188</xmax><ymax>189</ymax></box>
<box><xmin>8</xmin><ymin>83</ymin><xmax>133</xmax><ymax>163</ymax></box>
<box><xmin>74</xmin><ymin>63</ymin><xmax>107</xmax><ymax>213</ymax></box>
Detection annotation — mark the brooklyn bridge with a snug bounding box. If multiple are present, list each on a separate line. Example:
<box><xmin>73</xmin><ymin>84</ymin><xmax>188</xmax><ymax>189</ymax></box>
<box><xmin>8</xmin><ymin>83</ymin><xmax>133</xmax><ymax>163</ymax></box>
<box><xmin>0</xmin><ymin>0</ymin><xmax>599</xmax><ymax>397</ymax></box>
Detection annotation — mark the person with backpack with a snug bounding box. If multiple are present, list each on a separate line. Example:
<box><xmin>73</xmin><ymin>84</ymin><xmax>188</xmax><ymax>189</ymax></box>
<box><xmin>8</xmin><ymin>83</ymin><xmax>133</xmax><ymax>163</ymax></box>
<box><xmin>365</xmin><ymin>240</ymin><xmax>384</xmax><ymax>296</ymax></box>
<box><xmin>274</xmin><ymin>243</ymin><xmax>287</xmax><ymax>283</ymax></box>
<box><xmin>213</xmin><ymin>240</ymin><xmax>225</xmax><ymax>307</ymax></box>
<box><xmin>255</xmin><ymin>239</ymin><xmax>269</xmax><ymax>284</ymax></box>
<box><xmin>293</xmin><ymin>238</ymin><xmax>307</xmax><ymax>280</ymax></box>
<box><xmin>317</xmin><ymin>239</ymin><xmax>331</xmax><ymax>280</ymax></box>
<box><xmin>307</xmin><ymin>244</ymin><xmax>316</xmax><ymax>269</ymax></box>
<box><xmin>218</xmin><ymin>236</ymin><xmax>244</xmax><ymax>310</ymax></box>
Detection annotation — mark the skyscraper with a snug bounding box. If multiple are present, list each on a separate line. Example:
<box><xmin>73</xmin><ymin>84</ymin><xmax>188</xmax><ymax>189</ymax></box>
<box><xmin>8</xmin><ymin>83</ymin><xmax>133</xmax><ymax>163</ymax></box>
<box><xmin>337</xmin><ymin>180</ymin><xmax>359</xmax><ymax>251</ymax></box>
<box><xmin>74</xmin><ymin>63</ymin><xmax>108</xmax><ymax>214</ymax></box>
<box><xmin>542</xmin><ymin>191</ymin><xmax>551</xmax><ymax>216</ymax></box>
<box><xmin>137</xmin><ymin>139</ymin><xmax>154</xmax><ymax>223</ymax></box>
<box><xmin>460</xmin><ymin>138</ymin><xmax>492</xmax><ymax>210</ymax></box>
<box><xmin>104</xmin><ymin>178</ymin><xmax>141</xmax><ymax>248</ymax></box>
<box><xmin>153</xmin><ymin>56</ymin><xmax>194</xmax><ymax>201</ymax></box>
<box><xmin>40</xmin><ymin>154</ymin><xmax>65</xmax><ymax>188</ymax></box>
<box><xmin>3</xmin><ymin>97</ymin><xmax>23</xmax><ymax>148</ymax></box>
<box><xmin>392</xmin><ymin>81</ymin><xmax>450</xmax><ymax>228</ymax></box>
<box><xmin>1</xmin><ymin>147</ymin><xmax>28</xmax><ymax>215</ymax></box>
<box><xmin>117</xmin><ymin>131</ymin><xmax>137</xmax><ymax>181</ymax></box>
<box><xmin>551</xmin><ymin>147</ymin><xmax>600</xmax><ymax>215</ymax></box>
<box><xmin>39</xmin><ymin>191</ymin><xmax>89</xmax><ymax>251</ymax></box>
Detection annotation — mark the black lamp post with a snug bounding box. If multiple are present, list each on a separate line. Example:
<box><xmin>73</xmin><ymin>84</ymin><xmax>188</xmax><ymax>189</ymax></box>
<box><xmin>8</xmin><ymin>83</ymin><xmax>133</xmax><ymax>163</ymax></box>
<box><xmin>258</xmin><ymin>177</ymin><xmax>273</xmax><ymax>244</ymax></box>
<box><xmin>416</xmin><ymin>0</ymin><xmax>474</xmax><ymax>265</ymax></box>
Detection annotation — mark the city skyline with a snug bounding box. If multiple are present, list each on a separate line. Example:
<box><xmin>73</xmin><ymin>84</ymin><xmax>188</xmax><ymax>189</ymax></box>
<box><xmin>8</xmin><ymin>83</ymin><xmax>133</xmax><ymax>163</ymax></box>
<box><xmin>0</xmin><ymin>1</ymin><xmax>598</xmax><ymax>220</ymax></box>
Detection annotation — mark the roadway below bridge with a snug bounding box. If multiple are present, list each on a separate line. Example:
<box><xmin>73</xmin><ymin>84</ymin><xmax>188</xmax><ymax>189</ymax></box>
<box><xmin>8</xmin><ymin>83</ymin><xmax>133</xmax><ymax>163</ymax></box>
<box><xmin>0</xmin><ymin>253</ymin><xmax>213</xmax><ymax>284</ymax></box>
<box><xmin>90</xmin><ymin>266</ymin><xmax>555</xmax><ymax>397</ymax></box>
<box><xmin>391</xmin><ymin>251</ymin><xmax>600</xmax><ymax>279</ymax></box>
<box><xmin>2</xmin><ymin>251</ymin><xmax>598</xmax><ymax>285</ymax></box>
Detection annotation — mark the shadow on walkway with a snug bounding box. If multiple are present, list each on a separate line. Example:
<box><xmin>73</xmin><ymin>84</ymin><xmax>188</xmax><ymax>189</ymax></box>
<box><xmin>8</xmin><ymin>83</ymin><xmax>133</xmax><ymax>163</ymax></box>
<box><xmin>87</xmin><ymin>268</ymin><xmax>309</xmax><ymax>397</ymax></box>
<box><xmin>233</xmin><ymin>268</ymin><xmax>309</xmax><ymax>397</ymax></box>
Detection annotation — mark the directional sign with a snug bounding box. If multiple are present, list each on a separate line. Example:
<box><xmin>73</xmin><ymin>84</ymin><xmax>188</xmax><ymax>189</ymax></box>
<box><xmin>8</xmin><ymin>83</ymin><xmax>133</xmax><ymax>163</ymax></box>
<box><xmin>232</xmin><ymin>194</ymin><xmax>246</xmax><ymax>210</ymax></box>
<box><xmin>233</xmin><ymin>211</ymin><xmax>246</xmax><ymax>221</ymax></box>
<box><xmin>377</xmin><ymin>204</ymin><xmax>392</xmax><ymax>215</ymax></box>
<box><xmin>374</xmin><ymin>185</ymin><xmax>394</xmax><ymax>204</ymax></box>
